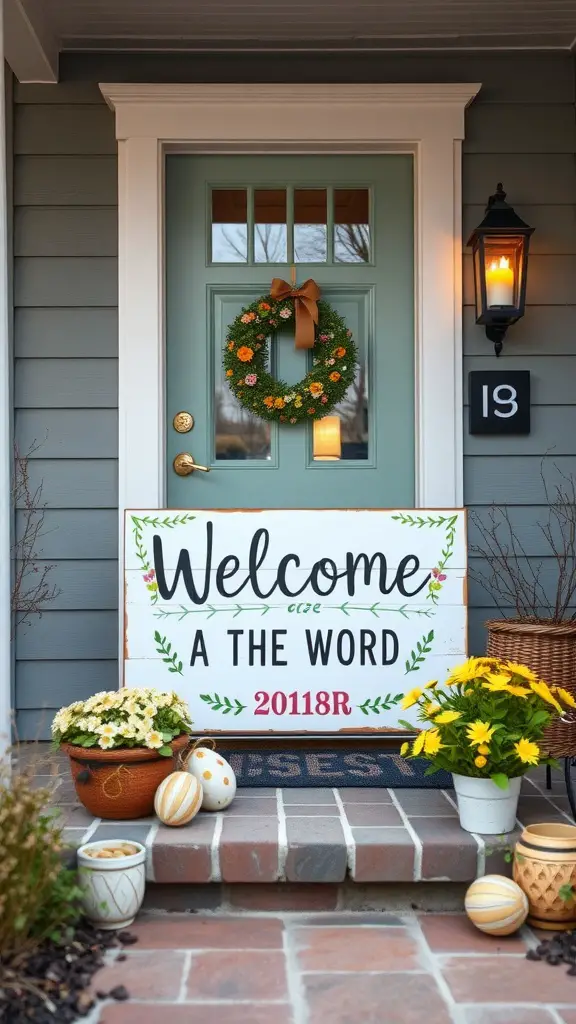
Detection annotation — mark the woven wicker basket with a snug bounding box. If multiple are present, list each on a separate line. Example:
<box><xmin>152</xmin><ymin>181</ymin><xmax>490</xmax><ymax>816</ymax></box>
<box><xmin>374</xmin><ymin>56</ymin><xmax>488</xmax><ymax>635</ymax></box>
<box><xmin>486</xmin><ymin>619</ymin><xmax>576</xmax><ymax>757</ymax></box>
<box><xmin>62</xmin><ymin>733</ymin><xmax>191</xmax><ymax>819</ymax></box>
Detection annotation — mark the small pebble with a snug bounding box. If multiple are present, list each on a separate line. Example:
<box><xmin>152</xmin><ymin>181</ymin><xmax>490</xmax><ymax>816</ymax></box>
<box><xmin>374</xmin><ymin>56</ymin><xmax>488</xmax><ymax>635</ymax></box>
<box><xmin>526</xmin><ymin>949</ymin><xmax>541</xmax><ymax>961</ymax></box>
<box><xmin>109</xmin><ymin>985</ymin><xmax>129</xmax><ymax>1002</ymax></box>
<box><xmin>568</xmin><ymin>966</ymin><xmax>576</xmax><ymax>976</ymax></box>
<box><xmin>116</xmin><ymin>954</ymin><xmax>127</xmax><ymax>962</ymax></box>
<box><xmin>118</xmin><ymin>932</ymin><xmax>138</xmax><ymax>946</ymax></box>
<box><xmin>96</xmin><ymin>991</ymin><xmax>108</xmax><ymax>1000</ymax></box>
<box><xmin>547</xmin><ymin>956</ymin><xmax>561</xmax><ymax>965</ymax></box>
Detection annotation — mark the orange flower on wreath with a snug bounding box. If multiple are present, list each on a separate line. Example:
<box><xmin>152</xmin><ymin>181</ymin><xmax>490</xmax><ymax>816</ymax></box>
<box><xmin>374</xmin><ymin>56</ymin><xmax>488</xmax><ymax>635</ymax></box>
<box><xmin>274</xmin><ymin>397</ymin><xmax>285</xmax><ymax>409</ymax></box>
<box><xmin>263</xmin><ymin>396</ymin><xmax>275</xmax><ymax>408</ymax></box>
<box><xmin>241</xmin><ymin>312</ymin><xmax>256</xmax><ymax>323</ymax></box>
<box><xmin>309</xmin><ymin>382</ymin><xmax>324</xmax><ymax>397</ymax></box>
<box><xmin>227</xmin><ymin>341</ymin><xmax>235</xmax><ymax>351</ymax></box>
<box><xmin>334</xmin><ymin>347</ymin><xmax>346</xmax><ymax>358</ymax></box>
<box><xmin>225</xmin><ymin>369</ymin><xmax>234</xmax><ymax>377</ymax></box>
<box><xmin>258</xmin><ymin>302</ymin><xmax>271</xmax><ymax>313</ymax></box>
<box><xmin>307</xmin><ymin>407</ymin><xmax>316</xmax><ymax>415</ymax></box>
<box><xmin>237</xmin><ymin>346</ymin><xmax>254</xmax><ymax>363</ymax></box>
<box><xmin>329</xmin><ymin>371</ymin><xmax>341</xmax><ymax>382</ymax></box>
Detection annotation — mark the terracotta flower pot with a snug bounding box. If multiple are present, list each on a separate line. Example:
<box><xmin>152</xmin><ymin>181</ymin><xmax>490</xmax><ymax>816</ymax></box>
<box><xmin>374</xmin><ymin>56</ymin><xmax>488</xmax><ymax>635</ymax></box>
<box><xmin>513</xmin><ymin>822</ymin><xmax>576</xmax><ymax>931</ymax></box>
<box><xmin>61</xmin><ymin>734</ymin><xmax>190</xmax><ymax>820</ymax></box>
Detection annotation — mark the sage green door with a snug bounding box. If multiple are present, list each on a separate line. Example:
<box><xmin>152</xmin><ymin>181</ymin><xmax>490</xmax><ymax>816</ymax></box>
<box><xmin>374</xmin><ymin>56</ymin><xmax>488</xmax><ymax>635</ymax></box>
<box><xmin>166</xmin><ymin>155</ymin><xmax>414</xmax><ymax>508</ymax></box>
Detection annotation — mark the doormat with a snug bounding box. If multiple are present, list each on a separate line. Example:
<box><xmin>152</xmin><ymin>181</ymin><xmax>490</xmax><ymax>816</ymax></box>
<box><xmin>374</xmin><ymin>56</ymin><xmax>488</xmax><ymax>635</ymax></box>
<box><xmin>225</xmin><ymin>749</ymin><xmax>453</xmax><ymax>788</ymax></box>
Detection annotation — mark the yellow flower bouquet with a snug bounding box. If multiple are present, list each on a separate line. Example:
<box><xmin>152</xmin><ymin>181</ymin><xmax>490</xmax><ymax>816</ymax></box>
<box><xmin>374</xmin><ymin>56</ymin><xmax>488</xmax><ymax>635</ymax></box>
<box><xmin>52</xmin><ymin>688</ymin><xmax>192</xmax><ymax>757</ymax></box>
<box><xmin>400</xmin><ymin>656</ymin><xmax>575</xmax><ymax>832</ymax></box>
<box><xmin>400</xmin><ymin>656</ymin><xmax>575</xmax><ymax>786</ymax></box>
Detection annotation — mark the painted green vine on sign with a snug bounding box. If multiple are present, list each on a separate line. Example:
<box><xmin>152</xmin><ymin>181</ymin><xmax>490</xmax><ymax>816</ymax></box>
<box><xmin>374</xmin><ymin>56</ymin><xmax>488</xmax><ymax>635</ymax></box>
<box><xmin>404</xmin><ymin>629</ymin><xmax>435</xmax><ymax>674</ymax></box>
<box><xmin>391</xmin><ymin>512</ymin><xmax>458</xmax><ymax>605</ymax></box>
<box><xmin>132</xmin><ymin>513</ymin><xmax>196</xmax><ymax>606</ymax></box>
<box><xmin>153</xmin><ymin>631</ymin><xmax>183</xmax><ymax>676</ymax></box>
<box><xmin>357</xmin><ymin>694</ymin><xmax>404</xmax><ymax>716</ymax></box>
<box><xmin>200</xmin><ymin>693</ymin><xmax>247</xmax><ymax>716</ymax></box>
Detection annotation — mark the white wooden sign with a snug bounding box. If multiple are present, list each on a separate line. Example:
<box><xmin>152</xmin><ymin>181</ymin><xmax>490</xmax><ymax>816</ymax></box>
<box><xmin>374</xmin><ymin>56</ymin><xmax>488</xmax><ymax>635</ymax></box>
<box><xmin>124</xmin><ymin>509</ymin><xmax>467</xmax><ymax>733</ymax></box>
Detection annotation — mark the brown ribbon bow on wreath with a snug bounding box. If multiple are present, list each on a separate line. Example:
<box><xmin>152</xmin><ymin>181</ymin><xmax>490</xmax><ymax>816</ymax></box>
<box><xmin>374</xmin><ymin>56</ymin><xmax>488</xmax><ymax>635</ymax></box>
<box><xmin>270</xmin><ymin>276</ymin><xmax>321</xmax><ymax>350</ymax></box>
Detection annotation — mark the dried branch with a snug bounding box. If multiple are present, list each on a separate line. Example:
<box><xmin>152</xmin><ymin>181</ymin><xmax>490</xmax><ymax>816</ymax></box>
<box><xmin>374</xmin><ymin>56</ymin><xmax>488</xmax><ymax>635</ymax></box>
<box><xmin>469</xmin><ymin>459</ymin><xmax>576</xmax><ymax>623</ymax></box>
<box><xmin>11</xmin><ymin>441</ymin><xmax>60</xmax><ymax>638</ymax></box>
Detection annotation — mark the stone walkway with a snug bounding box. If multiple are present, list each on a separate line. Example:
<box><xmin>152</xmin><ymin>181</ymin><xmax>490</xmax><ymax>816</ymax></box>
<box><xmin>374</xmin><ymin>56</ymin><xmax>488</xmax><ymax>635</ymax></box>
<box><xmin>90</xmin><ymin>911</ymin><xmax>576</xmax><ymax>1024</ymax></box>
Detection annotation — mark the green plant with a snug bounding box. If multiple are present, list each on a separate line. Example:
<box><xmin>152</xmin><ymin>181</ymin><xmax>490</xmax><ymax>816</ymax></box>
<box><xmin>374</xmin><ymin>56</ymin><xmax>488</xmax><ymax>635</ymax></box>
<box><xmin>400</xmin><ymin>655</ymin><xmax>574</xmax><ymax>788</ymax></box>
<box><xmin>0</xmin><ymin>768</ymin><xmax>83</xmax><ymax>957</ymax></box>
<box><xmin>51</xmin><ymin>687</ymin><xmax>192</xmax><ymax>757</ymax></box>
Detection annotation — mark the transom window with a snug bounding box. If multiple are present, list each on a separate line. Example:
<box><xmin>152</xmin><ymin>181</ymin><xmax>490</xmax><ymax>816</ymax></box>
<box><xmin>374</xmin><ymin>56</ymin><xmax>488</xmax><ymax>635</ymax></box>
<box><xmin>210</xmin><ymin>186</ymin><xmax>371</xmax><ymax>265</ymax></box>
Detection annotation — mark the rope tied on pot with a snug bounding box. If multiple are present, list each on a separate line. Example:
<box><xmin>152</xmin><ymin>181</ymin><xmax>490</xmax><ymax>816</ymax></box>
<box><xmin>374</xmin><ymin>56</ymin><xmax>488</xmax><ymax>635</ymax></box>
<box><xmin>100</xmin><ymin>764</ymin><xmax>133</xmax><ymax>800</ymax></box>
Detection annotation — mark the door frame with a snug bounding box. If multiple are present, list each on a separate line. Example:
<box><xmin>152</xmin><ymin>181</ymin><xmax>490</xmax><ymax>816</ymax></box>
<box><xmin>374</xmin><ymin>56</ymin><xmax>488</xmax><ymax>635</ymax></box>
<box><xmin>100</xmin><ymin>81</ymin><xmax>480</xmax><ymax>663</ymax></box>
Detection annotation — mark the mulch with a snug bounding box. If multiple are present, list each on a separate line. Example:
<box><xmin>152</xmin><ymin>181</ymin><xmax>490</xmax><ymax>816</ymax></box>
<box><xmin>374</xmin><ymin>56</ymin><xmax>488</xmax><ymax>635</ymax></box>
<box><xmin>527</xmin><ymin>931</ymin><xmax>576</xmax><ymax>974</ymax></box>
<box><xmin>0</xmin><ymin>922</ymin><xmax>137</xmax><ymax>1023</ymax></box>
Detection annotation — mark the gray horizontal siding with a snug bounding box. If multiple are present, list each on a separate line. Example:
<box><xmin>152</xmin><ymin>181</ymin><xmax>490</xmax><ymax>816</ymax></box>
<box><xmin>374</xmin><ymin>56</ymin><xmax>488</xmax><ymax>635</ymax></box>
<box><xmin>14</xmin><ymin>460</ymin><xmax>118</xmax><ymax>509</ymax></box>
<box><xmin>463</xmin><ymin>306</ymin><xmax>576</xmax><ymax>356</ymax></box>
<box><xmin>15</xmin><ymin>207</ymin><xmax>118</xmax><ymax>257</ymax></box>
<box><xmin>12</xmin><ymin>55</ymin><xmax>576</xmax><ymax>736</ymax></box>
<box><xmin>15</xmin><ymin>258</ymin><xmax>118</xmax><ymax>306</ymax></box>
<box><xmin>464</xmin><ymin>407</ymin><xmax>576</xmax><ymax>456</ymax></box>
<box><xmin>15</xmin><ymin>105</ymin><xmax>116</xmax><ymax>155</ymax></box>
<box><xmin>19</xmin><ymin>560</ymin><xmax>118</xmax><ymax>610</ymax></box>
<box><xmin>15</xmin><ymin>156</ymin><xmax>117</xmax><ymax>205</ymax></box>
<box><xmin>15</xmin><ymin>510</ymin><xmax>118</xmax><ymax>559</ymax></box>
<box><xmin>15</xmin><ymin>359</ymin><xmax>118</xmax><ymax>407</ymax></box>
<box><xmin>15</xmin><ymin>308</ymin><xmax>118</xmax><ymax>357</ymax></box>
<box><xmin>15</xmin><ymin>409</ymin><xmax>119</xmax><ymax>457</ymax></box>
<box><xmin>13</xmin><ymin>87</ymin><xmax>119</xmax><ymax>737</ymax></box>
<box><xmin>16</xmin><ymin>612</ymin><xmax>118</xmax><ymax>659</ymax></box>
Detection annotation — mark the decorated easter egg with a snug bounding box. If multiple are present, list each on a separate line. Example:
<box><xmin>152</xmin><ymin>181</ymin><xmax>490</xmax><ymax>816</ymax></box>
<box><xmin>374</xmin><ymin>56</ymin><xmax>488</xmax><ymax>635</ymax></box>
<box><xmin>154</xmin><ymin>771</ymin><xmax>203</xmax><ymax>826</ymax></box>
<box><xmin>465</xmin><ymin>874</ymin><xmax>529</xmax><ymax>936</ymax></box>
<box><xmin>187</xmin><ymin>747</ymin><xmax>237</xmax><ymax>811</ymax></box>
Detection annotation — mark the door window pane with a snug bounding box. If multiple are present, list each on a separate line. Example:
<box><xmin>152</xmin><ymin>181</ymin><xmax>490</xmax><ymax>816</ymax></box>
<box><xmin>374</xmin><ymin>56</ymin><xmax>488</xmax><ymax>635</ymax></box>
<box><xmin>334</xmin><ymin>189</ymin><xmax>370</xmax><ymax>263</ymax></box>
<box><xmin>215</xmin><ymin>352</ymin><xmax>272</xmax><ymax>460</ymax></box>
<box><xmin>212</xmin><ymin>189</ymin><xmax>248</xmax><ymax>262</ymax></box>
<box><xmin>254</xmin><ymin>189</ymin><xmax>287</xmax><ymax>263</ymax></box>
<box><xmin>294</xmin><ymin>189</ymin><xmax>327</xmax><ymax>263</ymax></box>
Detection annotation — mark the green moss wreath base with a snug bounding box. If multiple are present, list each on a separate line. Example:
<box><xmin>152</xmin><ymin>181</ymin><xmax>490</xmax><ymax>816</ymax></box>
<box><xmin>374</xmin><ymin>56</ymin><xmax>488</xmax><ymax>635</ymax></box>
<box><xmin>223</xmin><ymin>293</ymin><xmax>358</xmax><ymax>424</ymax></box>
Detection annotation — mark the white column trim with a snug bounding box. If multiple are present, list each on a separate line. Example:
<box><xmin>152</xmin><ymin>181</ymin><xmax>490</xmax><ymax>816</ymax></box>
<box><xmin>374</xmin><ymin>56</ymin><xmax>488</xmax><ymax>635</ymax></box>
<box><xmin>103</xmin><ymin>82</ymin><xmax>480</xmax><ymax>651</ymax></box>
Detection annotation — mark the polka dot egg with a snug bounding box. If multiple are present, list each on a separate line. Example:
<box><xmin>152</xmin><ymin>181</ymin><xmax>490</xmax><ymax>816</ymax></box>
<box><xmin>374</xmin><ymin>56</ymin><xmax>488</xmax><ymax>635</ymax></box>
<box><xmin>186</xmin><ymin>747</ymin><xmax>237</xmax><ymax>811</ymax></box>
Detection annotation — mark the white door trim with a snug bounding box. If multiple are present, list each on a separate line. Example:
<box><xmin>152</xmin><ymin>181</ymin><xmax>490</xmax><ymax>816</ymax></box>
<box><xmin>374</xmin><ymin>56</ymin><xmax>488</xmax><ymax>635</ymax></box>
<box><xmin>101</xmin><ymin>81</ymin><xmax>480</xmax><ymax>630</ymax></box>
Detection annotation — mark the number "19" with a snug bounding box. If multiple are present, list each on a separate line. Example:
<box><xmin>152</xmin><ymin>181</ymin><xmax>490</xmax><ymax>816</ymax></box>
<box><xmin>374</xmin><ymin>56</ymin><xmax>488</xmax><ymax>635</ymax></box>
<box><xmin>482</xmin><ymin>383</ymin><xmax>518</xmax><ymax>419</ymax></box>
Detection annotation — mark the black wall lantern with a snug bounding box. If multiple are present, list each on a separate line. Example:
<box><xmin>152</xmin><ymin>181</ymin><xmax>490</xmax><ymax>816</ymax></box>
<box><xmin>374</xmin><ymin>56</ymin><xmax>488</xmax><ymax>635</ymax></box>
<box><xmin>467</xmin><ymin>183</ymin><xmax>534</xmax><ymax>356</ymax></box>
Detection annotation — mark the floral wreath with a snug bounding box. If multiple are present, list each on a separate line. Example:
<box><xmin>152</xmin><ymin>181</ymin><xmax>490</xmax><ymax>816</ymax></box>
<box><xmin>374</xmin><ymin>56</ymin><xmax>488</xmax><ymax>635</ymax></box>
<box><xmin>222</xmin><ymin>280</ymin><xmax>358</xmax><ymax>424</ymax></box>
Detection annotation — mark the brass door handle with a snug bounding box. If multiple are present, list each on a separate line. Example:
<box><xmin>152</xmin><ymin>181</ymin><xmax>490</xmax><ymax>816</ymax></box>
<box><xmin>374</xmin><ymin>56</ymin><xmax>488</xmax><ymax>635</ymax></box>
<box><xmin>173</xmin><ymin>453</ymin><xmax>211</xmax><ymax>476</ymax></box>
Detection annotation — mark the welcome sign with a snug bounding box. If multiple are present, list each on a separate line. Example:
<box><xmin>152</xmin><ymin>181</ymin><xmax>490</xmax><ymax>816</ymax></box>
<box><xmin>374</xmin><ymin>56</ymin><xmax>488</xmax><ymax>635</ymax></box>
<box><xmin>124</xmin><ymin>509</ymin><xmax>467</xmax><ymax>733</ymax></box>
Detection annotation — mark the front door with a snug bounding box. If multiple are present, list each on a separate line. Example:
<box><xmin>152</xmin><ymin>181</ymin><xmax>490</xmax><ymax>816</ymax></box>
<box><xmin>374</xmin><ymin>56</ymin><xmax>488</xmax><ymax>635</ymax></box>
<box><xmin>166</xmin><ymin>155</ymin><xmax>414</xmax><ymax>508</ymax></box>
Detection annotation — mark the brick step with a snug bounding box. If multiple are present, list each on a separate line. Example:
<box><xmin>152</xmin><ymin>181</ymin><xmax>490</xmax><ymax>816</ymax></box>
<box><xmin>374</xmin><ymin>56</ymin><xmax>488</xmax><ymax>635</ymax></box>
<box><xmin>58</xmin><ymin>777</ymin><xmax>572</xmax><ymax>887</ymax></box>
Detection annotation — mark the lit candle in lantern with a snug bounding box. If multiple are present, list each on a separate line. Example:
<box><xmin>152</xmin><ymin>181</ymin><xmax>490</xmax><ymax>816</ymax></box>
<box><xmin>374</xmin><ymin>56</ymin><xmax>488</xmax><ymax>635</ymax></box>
<box><xmin>486</xmin><ymin>256</ymin><xmax>514</xmax><ymax>307</ymax></box>
<box><xmin>313</xmin><ymin>416</ymin><xmax>341</xmax><ymax>460</ymax></box>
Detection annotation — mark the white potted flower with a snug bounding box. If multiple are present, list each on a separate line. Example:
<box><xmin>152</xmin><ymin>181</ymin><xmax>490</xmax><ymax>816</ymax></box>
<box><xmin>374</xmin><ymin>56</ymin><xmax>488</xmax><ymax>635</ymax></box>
<box><xmin>52</xmin><ymin>688</ymin><xmax>192</xmax><ymax>819</ymax></box>
<box><xmin>400</xmin><ymin>656</ymin><xmax>575</xmax><ymax>834</ymax></box>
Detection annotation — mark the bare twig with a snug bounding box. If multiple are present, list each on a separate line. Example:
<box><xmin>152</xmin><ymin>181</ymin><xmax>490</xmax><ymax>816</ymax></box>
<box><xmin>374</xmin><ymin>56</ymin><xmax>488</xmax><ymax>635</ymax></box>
<box><xmin>11</xmin><ymin>441</ymin><xmax>60</xmax><ymax>638</ymax></box>
<box><xmin>469</xmin><ymin>458</ymin><xmax>576</xmax><ymax>623</ymax></box>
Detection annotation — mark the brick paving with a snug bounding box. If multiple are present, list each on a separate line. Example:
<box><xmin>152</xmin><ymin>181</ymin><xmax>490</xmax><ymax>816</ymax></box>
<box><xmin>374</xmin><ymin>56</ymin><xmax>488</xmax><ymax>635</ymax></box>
<box><xmin>87</xmin><ymin>911</ymin><xmax>576</xmax><ymax>1023</ymax></box>
<box><xmin>40</xmin><ymin>764</ymin><xmax>571</xmax><ymax>885</ymax></box>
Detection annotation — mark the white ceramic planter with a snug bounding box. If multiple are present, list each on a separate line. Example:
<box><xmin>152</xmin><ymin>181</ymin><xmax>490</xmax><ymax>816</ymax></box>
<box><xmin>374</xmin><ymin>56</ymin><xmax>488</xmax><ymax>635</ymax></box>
<box><xmin>77</xmin><ymin>839</ymin><xmax>146</xmax><ymax>930</ymax></box>
<box><xmin>452</xmin><ymin>774</ymin><xmax>522</xmax><ymax>834</ymax></box>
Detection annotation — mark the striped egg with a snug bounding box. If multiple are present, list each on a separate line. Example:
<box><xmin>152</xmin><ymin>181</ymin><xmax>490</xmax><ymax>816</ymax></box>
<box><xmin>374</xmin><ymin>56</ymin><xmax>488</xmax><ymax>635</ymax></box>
<box><xmin>465</xmin><ymin>874</ymin><xmax>529</xmax><ymax>936</ymax></box>
<box><xmin>154</xmin><ymin>771</ymin><xmax>203</xmax><ymax>827</ymax></box>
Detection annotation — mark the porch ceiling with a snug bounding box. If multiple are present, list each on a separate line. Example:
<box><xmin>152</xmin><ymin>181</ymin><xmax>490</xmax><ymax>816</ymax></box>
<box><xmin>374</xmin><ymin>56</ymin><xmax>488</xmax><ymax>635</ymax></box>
<box><xmin>4</xmin><ymin>0</ymin><xmax>576</xmax><ymax>83</ymax></box>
